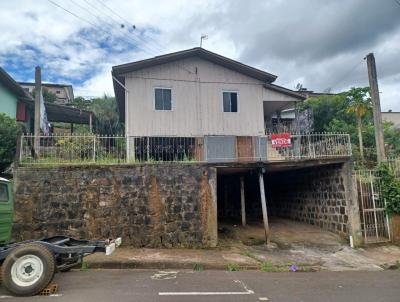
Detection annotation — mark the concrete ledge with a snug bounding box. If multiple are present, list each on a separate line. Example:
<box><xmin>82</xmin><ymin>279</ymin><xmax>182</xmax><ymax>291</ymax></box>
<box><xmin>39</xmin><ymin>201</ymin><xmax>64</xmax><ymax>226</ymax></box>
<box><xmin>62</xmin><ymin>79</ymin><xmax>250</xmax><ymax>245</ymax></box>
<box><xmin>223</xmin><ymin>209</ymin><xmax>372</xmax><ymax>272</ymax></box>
<box><xmin>84</xmin><ymin>248</ymin><xmax>261</xmax><ymax>271</ymax></box>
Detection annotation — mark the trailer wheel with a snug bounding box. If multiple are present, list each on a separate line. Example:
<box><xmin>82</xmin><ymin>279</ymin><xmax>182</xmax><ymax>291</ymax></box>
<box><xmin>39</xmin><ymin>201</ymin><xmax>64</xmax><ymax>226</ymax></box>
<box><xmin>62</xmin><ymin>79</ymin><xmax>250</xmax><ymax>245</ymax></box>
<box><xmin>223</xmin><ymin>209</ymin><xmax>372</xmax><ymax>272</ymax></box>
<box><xmin>1</xmin><ymin>243</ymin><xmax>55</xmax><ymax>296</ymax></box>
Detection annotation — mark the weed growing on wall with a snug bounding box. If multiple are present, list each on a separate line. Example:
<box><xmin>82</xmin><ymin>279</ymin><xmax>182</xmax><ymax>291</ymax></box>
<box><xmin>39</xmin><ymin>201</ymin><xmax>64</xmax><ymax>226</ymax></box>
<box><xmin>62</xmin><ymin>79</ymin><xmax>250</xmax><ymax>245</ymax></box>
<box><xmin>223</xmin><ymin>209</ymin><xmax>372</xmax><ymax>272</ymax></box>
<box><xmin>378</xmin><ymin>163</ymin><xmax>400</xmax><ymax>215</ymax></box>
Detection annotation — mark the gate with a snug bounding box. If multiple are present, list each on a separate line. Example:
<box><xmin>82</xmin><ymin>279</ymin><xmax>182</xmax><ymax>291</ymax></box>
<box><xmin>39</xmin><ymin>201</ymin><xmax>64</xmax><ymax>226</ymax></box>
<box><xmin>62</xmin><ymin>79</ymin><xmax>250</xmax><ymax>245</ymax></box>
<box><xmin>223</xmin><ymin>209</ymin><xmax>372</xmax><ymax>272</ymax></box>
<box><xmin>204</xmin><ymin>136</ymin><xmax>236</xmax><ymax>162</ymax></box>
<box><xmin>355</xmin><ymin>170</ymin><xmax>391</xmax><ymax>243</ymax></box>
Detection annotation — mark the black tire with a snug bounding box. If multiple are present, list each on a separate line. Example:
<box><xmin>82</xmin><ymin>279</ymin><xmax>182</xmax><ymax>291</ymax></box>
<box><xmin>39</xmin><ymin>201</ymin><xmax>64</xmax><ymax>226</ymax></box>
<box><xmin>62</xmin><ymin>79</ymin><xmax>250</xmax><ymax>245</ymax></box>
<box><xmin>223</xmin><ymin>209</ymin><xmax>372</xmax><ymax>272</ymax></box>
<box><xmin>1</xmin><ymin>243</ymin><xmax>56</xmax><ymax>296</ymax></box>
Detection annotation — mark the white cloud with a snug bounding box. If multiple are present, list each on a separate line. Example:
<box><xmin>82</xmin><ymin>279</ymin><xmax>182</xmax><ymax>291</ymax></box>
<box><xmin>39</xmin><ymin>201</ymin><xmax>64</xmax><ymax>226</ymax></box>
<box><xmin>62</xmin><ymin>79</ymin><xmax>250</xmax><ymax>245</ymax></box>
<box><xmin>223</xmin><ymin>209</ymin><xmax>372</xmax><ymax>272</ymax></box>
<box><xmin>0</xmin><ymin>0</ymin><xmax>398</xmax><ymax>111</ymax></box>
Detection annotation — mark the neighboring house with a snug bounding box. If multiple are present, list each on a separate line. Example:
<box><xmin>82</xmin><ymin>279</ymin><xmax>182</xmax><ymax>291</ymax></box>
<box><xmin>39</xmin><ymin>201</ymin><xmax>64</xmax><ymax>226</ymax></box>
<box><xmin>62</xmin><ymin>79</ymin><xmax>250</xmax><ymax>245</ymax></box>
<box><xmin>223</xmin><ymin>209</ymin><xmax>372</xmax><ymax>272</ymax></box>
<box><xmin>112</xmin><ymin>47</ymin><xmax>306</xmax><ymax>161</ymax></box>
<box><xmin>0</xmin><ymin>67</ymin><xmax>92</xmax><ymax>132</ymax></box>
<box><xmin>19</xmin><ymin>82</ymin><xmax>74</xmax><ymax>105</ymax></box>
<box><xmin>382</xmin><ymin>111</ymin><xmax>400</xmax><ymax>128</ymax></box>
<box><xmin>0</xmin><ymin>67</ymin><xmax>35</xmax><ymax>131</ymax></box>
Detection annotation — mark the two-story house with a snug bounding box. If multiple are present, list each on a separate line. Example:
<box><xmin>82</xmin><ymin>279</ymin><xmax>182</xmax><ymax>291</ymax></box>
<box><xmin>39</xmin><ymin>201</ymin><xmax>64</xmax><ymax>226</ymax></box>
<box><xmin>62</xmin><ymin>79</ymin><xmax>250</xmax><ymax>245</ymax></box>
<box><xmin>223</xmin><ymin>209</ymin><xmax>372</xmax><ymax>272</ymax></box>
<box><xmin>112</xmin><ymin>47</ymin><xmax>311</xmax><ymax>162</ymax></box>
<box><xmin>19</xmin><ymin>82</ymin><xmax>74</xmax><ymax>105</ymax></box>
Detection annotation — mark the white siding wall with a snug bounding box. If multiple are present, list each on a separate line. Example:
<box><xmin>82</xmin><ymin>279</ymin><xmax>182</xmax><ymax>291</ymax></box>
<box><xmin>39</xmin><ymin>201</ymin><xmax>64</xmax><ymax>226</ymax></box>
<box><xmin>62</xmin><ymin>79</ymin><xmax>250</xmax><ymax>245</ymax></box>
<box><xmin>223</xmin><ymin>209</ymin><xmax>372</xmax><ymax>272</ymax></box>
<box><xmin>124</xmin><ymin>57</ymin><xmax>298</xmax><ymax>137</ymax></box>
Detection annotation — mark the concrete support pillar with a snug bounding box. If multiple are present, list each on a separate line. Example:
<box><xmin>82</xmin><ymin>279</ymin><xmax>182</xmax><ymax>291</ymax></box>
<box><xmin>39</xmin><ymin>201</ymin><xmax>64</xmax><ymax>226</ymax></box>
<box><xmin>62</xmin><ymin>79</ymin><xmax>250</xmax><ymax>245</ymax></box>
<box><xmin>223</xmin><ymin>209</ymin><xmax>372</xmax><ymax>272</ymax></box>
<box><xmin>240</xmin><ymin>176</ymin><xmax>246</xmax><ymax>226</ymax></box>
<box><xmin>259</xmin><ymin>171</ymin><xmax>270</xmax><ymax>244</ymax></box>
<box><xmin>342</xmin><ymin>161</ymin><xmax>363</xmax><ymax>247</ymax></box>
<box><xmin>126</xmin><ymin>136</ymin><xmax>135</xmax><ymax>163</ymax></box>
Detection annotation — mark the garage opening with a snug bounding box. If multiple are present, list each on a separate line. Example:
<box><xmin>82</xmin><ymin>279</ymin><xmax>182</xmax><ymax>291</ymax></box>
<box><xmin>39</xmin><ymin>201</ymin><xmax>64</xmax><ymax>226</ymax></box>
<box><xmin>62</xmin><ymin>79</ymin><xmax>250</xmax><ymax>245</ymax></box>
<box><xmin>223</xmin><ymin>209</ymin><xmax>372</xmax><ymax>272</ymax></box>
<box><xmin>216</xmin><ymin>163</ymin><xmax>351</xmax><ymax>247</ymax></box>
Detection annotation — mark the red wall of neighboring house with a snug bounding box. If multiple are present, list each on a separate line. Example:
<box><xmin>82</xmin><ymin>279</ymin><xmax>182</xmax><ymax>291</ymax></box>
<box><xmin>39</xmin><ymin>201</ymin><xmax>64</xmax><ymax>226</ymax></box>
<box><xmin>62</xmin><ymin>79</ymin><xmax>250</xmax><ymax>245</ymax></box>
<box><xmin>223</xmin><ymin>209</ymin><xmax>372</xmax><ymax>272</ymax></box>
<box><xmin>16</xmin><ymin>101</ymin><xmax>26</xmax><ymax>121</ymax></box>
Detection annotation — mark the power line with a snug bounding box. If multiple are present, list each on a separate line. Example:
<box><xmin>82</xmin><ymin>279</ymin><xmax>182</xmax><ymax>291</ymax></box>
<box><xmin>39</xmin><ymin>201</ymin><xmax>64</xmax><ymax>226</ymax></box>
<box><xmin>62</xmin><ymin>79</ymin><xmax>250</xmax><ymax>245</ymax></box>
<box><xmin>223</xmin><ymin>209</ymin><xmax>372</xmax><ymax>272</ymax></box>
<box><xmin>47</xmin><ymin>0</ymin><xmax>148</xmax><ymax>53</ymax></box>
<box><xmin>48</xmin><ymin>0</ymin><xmax>99</xmax><ymax>28</ymax></box>
<box><xmin>93</xmin><ymin>0</ymin><xmax>164</xmax><ymax>52</ymax></box>
<box><xmin>68</xmin><ymin>0</ymin><xmax>158</xmax><ymax>56</ymax></box>
<box><xmin>325</xmin><ymin>58</ymin><xmax>365</xmax><ymax>92</ymax></box>
<box><xmin>80</xmin><ymin>0</ymin><xmax>161</xmax><ymax>55</ymax></box>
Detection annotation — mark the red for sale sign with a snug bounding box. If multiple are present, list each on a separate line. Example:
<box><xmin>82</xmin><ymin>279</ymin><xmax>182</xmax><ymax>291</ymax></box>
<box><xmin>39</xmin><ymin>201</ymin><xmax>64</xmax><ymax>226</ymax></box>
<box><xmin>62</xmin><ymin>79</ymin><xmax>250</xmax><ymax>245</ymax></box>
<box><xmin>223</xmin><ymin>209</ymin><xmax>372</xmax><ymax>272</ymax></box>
<box><xmin>271</xmin><ymin>133</ymin><xmax>292</xmax><ymax>148</ymax></box>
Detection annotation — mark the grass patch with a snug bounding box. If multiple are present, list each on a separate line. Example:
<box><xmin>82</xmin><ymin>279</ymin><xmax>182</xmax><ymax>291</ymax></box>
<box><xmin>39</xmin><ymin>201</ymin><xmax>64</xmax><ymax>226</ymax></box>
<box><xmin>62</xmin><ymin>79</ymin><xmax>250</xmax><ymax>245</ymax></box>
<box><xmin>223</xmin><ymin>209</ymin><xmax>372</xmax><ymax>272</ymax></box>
<box><xmin>193</xmin><ymin>263</ymin><xmax>204</xmax><ymax>271</ymax></box>
<box><xmin>227</xmin><ymin>263</ymin><xmax>242</xmax><ymax>271</ymax></box>
<box><xmin>260</xmin><ymin>261</ymin><xmax>289</xmax><ymax>272</ymax></box>
<box><xmin>80</xmin><ymin>261</ymin><xmax>89</xmax><ymax>271</ymax></box>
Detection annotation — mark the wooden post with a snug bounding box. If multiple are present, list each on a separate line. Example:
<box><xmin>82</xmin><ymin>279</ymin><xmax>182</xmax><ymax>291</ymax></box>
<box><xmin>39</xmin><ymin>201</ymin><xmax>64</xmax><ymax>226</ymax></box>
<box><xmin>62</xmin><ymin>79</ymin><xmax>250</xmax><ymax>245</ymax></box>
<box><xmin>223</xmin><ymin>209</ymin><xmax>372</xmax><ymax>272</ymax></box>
<box><xmin>34</xmin><ymin>66</ymin><xmax>41</xmax><ymax>158</ymax></box>
<box><xmin>70</xmin><ymin>123</ymin><xmax>74</xmax><ymax>134</ymax></box>
<box><xmin>258</xmin><ymin>171</ymin><xmax>270</xmax><ymax>244</ymax></box>
<box><xmin>366</xmin><ymin>53</ymin><xmax>386</xmax><ymax>163</ymax></box>
<box><xmin>240</xmin><ymin>176</ymin><xmax>246</xmax><ymax>226</ymax></box>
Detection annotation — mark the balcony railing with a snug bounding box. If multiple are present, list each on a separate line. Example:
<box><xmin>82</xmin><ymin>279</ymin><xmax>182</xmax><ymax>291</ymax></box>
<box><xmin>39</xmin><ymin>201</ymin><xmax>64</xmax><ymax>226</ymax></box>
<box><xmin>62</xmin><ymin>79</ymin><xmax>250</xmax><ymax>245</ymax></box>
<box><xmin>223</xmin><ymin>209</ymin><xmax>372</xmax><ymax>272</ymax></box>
<box><xmin>19</xmin><ymin>132</ymin><xmax>352</xmax><ymax>165</ymax></box>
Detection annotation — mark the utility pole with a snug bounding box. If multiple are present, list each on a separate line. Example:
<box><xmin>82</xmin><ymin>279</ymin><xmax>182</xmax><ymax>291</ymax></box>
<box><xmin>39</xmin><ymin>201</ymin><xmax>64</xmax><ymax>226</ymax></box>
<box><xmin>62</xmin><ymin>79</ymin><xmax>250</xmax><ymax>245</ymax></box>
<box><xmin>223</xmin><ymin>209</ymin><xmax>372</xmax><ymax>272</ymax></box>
<box><xmin>366</xmin><ymin>53</ymin><xmax>386</xmax><ymax>163</ymax></box>
<box><xmin>34</xmin><ymin>66</ymin><xmax>41</xmax><ymax>158</ymax></box>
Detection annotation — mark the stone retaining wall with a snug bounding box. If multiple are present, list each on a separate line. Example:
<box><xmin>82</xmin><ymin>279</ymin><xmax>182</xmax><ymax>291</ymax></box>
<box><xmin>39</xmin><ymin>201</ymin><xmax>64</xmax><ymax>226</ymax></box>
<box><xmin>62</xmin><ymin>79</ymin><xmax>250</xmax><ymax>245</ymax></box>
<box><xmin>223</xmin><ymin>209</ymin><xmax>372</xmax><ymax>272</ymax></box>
<box><xmin>268</xmin><ymin>163</ymin><xmax>353</xmax><ymax>237</ymax></box>
<box><xmin>12</xmin><ymin>164</ymin><xmax>217</xmax><ymax>248</ymax></box>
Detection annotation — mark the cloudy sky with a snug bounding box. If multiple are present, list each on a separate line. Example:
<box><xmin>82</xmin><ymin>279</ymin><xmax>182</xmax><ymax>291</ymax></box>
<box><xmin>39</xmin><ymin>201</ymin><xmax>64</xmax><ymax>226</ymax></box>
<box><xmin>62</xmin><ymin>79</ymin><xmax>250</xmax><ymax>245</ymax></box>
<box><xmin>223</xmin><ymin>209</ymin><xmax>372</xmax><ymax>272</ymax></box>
<box><xmin>1</xmin><ymin>0</ymin><xmax>399</xmax><ymax>110</ymax></box>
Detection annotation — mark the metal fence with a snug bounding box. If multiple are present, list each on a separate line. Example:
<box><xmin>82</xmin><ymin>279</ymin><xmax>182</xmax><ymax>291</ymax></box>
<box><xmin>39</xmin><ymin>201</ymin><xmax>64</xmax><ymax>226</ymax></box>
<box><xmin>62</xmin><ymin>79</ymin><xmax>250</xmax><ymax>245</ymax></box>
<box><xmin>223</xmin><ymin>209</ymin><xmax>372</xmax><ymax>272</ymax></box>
<box><xmin>20</xmin><ymin>134</ymin><xmax>127</xmax><ymax>165</ymax></box>
<box><xmin>19</xmin><ymin>132</ymin><xmax>352</xmax><ymax>165</ymax></box>
<box><xmin>354</xmin><ymin>169</ymin><xmax>391</xmax><ymax>244</ymax></box>
<box><xmin>266</xmin><ymin>132</ymin><xmax>352</xmax><ymax>161</ymax></box>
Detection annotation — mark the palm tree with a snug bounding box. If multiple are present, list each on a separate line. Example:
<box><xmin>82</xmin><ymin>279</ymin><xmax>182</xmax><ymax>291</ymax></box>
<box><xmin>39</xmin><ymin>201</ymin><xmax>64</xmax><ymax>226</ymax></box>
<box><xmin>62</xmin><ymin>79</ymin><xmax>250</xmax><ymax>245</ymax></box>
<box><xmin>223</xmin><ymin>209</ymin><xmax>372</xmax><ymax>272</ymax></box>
<box><xmin>346</xmin><ymin>87</ymin><xmax>372</xmax><ymax>163</ymax></box>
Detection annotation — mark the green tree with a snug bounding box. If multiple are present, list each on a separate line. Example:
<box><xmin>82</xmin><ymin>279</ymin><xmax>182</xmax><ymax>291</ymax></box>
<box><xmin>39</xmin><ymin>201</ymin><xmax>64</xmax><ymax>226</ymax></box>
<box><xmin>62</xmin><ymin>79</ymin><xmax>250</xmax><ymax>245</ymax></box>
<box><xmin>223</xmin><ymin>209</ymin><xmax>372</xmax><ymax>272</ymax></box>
<box><xmin>299</xmin><ymin>87</ymin><xmax>394</xmax><ymax>165</ymax></box>
<box><xmin>89</xmin><ymin>95</ymin><xmax>122</xmax><ymax>135</ymax></box>
<box><xmin>345</xmin><ymin>87</ymin><xmax>372</xmax><ymax>163</ymax></box>
<box><xmin>31</xmin><ymin>88</ymin><xmax>57</xmax><ymax>103</ymax></box>
<box><xmin>69</xmin><ymin>96</ymin><xmax>91</xmax><ymax>110</ymax></box>
<box><xmin>299</xmin><ymin>93</ymin><xmax>349</xmax><ymax>132</ymax></box>
<box><xmin>0</xmin><ymin>114</ymin><xmax>21</xmax><ymax>172</ymax></box>
<box><xmin>384</xmin><ymin>121</ymin><xmax>400</xmax><ymax>157</ymax></box>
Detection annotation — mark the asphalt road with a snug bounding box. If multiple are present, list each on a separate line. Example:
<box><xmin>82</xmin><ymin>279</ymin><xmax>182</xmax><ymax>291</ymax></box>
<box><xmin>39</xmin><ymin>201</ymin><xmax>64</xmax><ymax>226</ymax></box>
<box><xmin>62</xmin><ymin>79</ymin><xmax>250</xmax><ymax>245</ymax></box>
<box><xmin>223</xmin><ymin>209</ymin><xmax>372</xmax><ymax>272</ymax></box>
<box><xmin>1</xmin><ymin>270</ymin><xmax>399</xmax><ymax>302</ymax></box>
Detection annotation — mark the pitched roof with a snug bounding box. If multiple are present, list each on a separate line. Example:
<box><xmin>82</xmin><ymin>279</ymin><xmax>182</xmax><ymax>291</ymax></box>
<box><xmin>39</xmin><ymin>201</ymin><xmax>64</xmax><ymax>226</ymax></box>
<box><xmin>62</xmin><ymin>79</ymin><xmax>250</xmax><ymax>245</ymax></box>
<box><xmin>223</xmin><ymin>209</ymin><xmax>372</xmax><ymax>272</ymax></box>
<box><xmin>264</xmin><ymin>83</ymin><xmax>307</xmax><ymax>100</ymax></box>
<box><xmin>0</xmin><ymin>67</ymin><xmax>33</xmax><ymax>101</ymax></box>
<box><xmin>18</xmin><ymin>81</ymin><xmax>73</xmax><ymax>88</ymax></box>
<box><xmin>112</xmin><ymin>47</ymin><xmax>277</xmax><ymax>82</ymax></box>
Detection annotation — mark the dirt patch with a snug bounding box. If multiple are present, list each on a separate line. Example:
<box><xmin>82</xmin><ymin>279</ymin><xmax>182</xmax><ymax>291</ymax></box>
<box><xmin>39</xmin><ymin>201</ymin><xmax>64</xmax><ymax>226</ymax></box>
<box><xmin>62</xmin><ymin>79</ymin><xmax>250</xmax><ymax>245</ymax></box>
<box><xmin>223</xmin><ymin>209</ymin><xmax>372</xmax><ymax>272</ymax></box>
<box><xmin>218</xmin><ymin>218</ymin><xmax>400</xmax><ymax>271</ymax></box>
<box><xmin>219</xmin><ymin>218</ymin><xmax>345</xmax><ymax>250</ymax></box>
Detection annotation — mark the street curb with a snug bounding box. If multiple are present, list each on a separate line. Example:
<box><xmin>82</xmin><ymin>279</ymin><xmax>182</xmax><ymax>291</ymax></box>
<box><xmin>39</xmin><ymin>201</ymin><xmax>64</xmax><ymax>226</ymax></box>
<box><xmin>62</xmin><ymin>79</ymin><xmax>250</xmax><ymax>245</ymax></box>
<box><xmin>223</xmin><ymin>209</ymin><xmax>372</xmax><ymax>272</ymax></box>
<box><xmin>85</xmin><ymin>260</ymin><xmax>260</xmax><ymax>270</ymax></box>
<box><xmin>85</xmin><ymin>260</ymin><xmax>320</xmax><ymax>272</ymax></box>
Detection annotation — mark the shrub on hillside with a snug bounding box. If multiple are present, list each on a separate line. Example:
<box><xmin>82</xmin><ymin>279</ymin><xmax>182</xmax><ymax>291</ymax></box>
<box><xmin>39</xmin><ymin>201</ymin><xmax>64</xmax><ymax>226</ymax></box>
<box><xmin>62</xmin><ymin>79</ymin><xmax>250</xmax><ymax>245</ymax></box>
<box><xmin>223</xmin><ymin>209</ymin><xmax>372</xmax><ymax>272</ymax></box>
<box><xmin>0</xmin><ymin>113</ymin><xmax>21</xmax><ymax>172</ymax></box>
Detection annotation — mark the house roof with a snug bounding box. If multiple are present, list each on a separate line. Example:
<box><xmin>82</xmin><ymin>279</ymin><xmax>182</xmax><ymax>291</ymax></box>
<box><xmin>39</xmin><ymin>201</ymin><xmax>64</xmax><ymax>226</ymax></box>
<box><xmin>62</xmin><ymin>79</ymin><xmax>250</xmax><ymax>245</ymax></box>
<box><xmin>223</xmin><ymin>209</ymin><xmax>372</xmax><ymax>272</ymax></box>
<box><xmin>18</xmin><ymin>81</ymin><xmax>73</xmax><ymax>88</ymax></box>
<box><xmin>112</xmin><ymin>47</ymin><xmax>306</xmax><ymax>121</ymax></box>
<box><xmin>0</xmin><ymin>67</ymin><xmax>34</xmax><ymax>101</ymax></box>
<box><xmin>112</xmin><ymin>47</ymin><xmax>277</xmax><ymax>82</ymax></box>
<box><xmin>264</xmin><ymin>83</ymin><xmax>307</xmax><ymax>100</ymax></box>
<box><xmin>22</xmin><ymin>100</ymin><xmax>94</xmax><ymax>124</ymax></box>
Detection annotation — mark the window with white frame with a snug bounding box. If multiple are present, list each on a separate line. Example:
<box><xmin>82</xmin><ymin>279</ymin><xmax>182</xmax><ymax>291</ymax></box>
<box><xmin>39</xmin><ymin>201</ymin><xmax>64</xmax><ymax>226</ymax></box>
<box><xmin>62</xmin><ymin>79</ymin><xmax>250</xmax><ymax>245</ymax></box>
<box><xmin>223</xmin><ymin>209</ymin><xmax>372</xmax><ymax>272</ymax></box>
<box><xmin>222</xmin><ymin>91</ymin><xmax>238</xmax><ymax>112</ymax></box>
<box><xmin>155</xmin><ymin>88</ymin><xmax>172</xmax><ymax>111</ymax></box>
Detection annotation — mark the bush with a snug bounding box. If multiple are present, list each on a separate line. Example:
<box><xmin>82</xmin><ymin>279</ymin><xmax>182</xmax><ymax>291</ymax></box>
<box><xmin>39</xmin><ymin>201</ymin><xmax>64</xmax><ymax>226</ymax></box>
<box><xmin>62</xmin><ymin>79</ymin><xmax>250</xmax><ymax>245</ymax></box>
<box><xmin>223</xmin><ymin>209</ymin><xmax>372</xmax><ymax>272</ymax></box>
<box><xmin>0</xmin><ymin>114</ymin><xmax>21</xmax><ymax>172</ymax></box>
<box><xmin>378</xmin><ymin>163</ymin><xmax>400</xmax><ymax>215</ymax></box>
